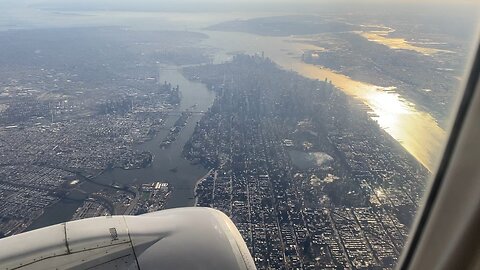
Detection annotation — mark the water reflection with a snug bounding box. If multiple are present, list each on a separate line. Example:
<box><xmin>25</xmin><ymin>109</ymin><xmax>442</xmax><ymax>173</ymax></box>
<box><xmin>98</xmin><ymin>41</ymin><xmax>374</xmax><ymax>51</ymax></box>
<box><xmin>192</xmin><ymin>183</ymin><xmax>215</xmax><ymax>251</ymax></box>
<box><xmin>202</xmin><ymin>31</ymin><xmax>446</xmax><ymax>170</ymax></box>
<box><xmin>357</xmin><ymin>29</ymin><xmax>454</xmax><ymax>56</ymax></box>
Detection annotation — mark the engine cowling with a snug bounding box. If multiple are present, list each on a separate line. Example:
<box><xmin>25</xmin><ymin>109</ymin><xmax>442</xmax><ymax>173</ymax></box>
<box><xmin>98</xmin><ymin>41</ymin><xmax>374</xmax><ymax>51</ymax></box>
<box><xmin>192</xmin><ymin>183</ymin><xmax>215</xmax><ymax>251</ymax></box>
<box><xmin>0</xmin><ymin>207</ymin><xmax>256</xmax><ymax>270</ymax></box>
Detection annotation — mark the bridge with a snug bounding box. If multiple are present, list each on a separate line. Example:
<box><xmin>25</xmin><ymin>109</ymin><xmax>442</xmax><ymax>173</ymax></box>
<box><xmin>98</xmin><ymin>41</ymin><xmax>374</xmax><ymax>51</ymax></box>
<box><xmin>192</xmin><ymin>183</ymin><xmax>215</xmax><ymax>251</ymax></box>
<box><xmin>167</xmin><ymin>110</ymin><xmax>206</xmax><ymax>114</ymax></box>
<box><xmin>133</xmin><ymin>110</ymin><xmax>206</xmax><ymax>115</ymax></box>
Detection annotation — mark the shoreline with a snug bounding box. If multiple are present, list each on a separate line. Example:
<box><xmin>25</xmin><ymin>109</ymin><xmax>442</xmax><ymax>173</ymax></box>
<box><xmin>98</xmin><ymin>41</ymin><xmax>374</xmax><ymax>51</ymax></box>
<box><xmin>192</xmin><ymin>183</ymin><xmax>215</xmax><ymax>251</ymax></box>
<box><xmin>193</xmin><ymin>168</ymin><xmax>215</xmax><ymax>206</ymax></box>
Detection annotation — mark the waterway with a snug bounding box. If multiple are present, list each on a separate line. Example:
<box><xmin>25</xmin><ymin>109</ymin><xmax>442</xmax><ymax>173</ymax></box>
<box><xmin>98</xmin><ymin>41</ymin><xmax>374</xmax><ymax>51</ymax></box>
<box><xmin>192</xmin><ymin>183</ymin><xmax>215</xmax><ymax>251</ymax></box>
<box><xmin>357</xmin><ymin>28</ymin><xmax>454</xmax><ymax>56</ymax></box>
<box><xmin>91</xmin><ymin>68</ymin><xmax>215</xmax><ymax>208</ymax></box>
<box><xmin>28</xmin><ymin>67</ymin><xmax>215</xmax><ymax>230</ymax></box>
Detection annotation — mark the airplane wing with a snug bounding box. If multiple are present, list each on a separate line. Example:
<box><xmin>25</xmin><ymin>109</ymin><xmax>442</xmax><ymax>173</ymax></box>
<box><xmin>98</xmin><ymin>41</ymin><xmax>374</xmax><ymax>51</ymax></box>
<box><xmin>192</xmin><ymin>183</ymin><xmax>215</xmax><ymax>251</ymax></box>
<box><xmin>0</xmin><ymin>207</ymin><xmax>256</xmax><ymax>270</ymax></box>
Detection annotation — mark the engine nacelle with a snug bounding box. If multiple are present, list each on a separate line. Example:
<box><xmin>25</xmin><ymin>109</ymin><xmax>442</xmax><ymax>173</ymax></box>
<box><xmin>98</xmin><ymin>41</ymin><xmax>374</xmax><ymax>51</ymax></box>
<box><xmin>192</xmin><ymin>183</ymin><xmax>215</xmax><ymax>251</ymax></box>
<box><xmin>0</xmin><ymin>207</ymin><xmax>256</xmax><ymax>270</ymax></box>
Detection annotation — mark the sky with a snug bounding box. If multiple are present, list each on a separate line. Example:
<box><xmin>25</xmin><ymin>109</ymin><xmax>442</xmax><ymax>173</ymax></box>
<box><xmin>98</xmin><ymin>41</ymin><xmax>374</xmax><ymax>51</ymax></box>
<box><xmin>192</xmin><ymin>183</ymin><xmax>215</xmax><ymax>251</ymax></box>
<box><xmin>1</xmin><ymin>0</ymin><xmax>478</xmax><ymax>33</ymax></box>
<box><xmin>3</xmin><ymin>0</ymin><xmax>478</xmax><ymax>12</ymax></box>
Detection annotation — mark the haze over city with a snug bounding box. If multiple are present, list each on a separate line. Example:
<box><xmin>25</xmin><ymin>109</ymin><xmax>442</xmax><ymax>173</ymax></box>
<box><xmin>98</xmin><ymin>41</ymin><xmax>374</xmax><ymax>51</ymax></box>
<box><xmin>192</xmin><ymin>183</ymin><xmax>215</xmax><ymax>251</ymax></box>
<box><xmin>0</xmin><ymin>0</ymin><xmax>478</xmax><ymax>268</ymax></box>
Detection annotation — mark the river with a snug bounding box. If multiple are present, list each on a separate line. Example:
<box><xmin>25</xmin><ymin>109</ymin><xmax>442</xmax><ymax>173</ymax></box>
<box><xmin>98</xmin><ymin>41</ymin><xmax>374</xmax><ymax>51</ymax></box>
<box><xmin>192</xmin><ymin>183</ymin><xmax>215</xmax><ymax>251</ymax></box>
<box><xmin>28</xmin><ymin>67</ymin><xmax>215</xmax><ymax>230</ymax></box>
<box><xmin>91</xmin><ymin>68</ymin><xmax>215</xmax><ymax>208</ymax></box>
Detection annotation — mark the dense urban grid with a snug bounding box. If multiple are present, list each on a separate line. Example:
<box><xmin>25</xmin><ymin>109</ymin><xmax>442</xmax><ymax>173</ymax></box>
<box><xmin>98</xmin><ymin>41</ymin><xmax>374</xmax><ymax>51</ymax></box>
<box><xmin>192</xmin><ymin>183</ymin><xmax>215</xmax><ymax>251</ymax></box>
<box><xmin>0</xmin><ymin>27</ymin><xmax>212</xmax><ymax>236</ymax></box>
<box><xmin>0</xmin><ymin>56</ymin><xmax>181</xmax><ymax>235</ymax></box>
<box><xmin>185</xmin><ymin>55</ymin><xmax>428</xmax><ymax>269</ymax></box>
